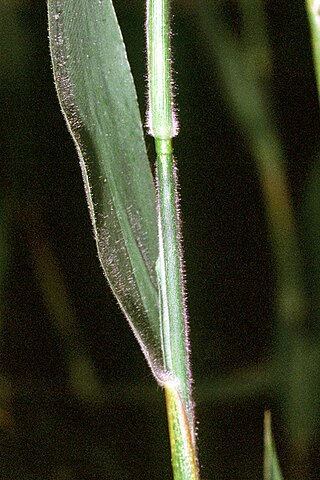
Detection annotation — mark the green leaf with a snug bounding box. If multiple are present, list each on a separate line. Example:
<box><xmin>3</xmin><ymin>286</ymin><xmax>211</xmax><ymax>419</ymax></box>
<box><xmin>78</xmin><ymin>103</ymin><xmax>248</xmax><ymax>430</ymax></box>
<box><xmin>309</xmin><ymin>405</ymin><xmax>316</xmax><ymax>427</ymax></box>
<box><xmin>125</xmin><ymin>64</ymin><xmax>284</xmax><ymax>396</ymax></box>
<box><xmin>264</xmin><ymin>411</ymin><xmax>283</xmax><ymax>480</ymax></box>
<box><xmin>47</xmin><ymin>0</ymin><xmax>164</xmax><ymax>381</ymax></box>
<box><xmin>306</xmin><ymin>0</ymin><xmax>320</xmax><ymax>99</ymax></box>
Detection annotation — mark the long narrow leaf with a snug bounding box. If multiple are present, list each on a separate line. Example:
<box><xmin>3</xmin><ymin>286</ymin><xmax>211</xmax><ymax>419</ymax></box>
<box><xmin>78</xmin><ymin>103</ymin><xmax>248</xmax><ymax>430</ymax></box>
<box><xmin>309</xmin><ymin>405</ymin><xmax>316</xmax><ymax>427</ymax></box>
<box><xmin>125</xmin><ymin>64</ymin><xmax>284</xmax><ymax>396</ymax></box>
<box><xmin>48</xmin><ymin>0</ymin><xmax>164</xmax><ymax>381</ymax></box>
<box><xmin>264</xmin><ymin>411</ymin><xmax>283</xmax><ymax>480</ymax></box>
<box><xmin>306</xmin><ymin>0</ymin><xmax>320</xmax><ymax>97</ymax></box>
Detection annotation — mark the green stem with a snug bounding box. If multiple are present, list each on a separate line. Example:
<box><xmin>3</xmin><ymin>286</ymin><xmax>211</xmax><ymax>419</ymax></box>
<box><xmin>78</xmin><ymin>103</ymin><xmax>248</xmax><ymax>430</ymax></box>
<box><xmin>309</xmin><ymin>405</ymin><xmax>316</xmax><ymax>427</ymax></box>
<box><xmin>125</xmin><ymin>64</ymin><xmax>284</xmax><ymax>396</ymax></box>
<box><xmin>146</xmin><ymin>1</ymin><xmax>198</xmax><ymax>478</ymax></box>
<box><xmin>165</xmin><ymin>382</ymin><xmax>199</xmax><ymax>480</ymax></box>
<box><xmin>147</xmin><ymin>0</ymin><xmax>177</xmax><ymax>138</ymax></box>
<box><xmin>155</xmin><ymin>138</ymin><xmax>189</xmax><ymax>408</ymax></box>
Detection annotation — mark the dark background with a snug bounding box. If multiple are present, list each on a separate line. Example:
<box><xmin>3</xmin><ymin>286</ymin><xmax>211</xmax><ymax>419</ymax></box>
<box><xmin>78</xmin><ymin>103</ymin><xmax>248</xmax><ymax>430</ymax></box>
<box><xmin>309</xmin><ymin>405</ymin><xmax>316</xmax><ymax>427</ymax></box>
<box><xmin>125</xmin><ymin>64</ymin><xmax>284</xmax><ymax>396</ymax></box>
<box><xmin>1</xmin><ymin>0</ymin><xmax>320</xmax><ymax>478</ymax></box>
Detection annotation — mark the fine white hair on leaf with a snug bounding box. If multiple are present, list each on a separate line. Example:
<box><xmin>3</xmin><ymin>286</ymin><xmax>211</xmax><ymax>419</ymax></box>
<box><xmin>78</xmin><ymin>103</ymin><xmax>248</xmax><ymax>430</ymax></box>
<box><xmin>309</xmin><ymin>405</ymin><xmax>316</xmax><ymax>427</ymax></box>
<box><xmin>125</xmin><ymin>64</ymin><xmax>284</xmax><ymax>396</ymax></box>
<box><xmin>48</xmin><ymin>0</ymin><xmax>167</xmax><ymax>383</ymax></box>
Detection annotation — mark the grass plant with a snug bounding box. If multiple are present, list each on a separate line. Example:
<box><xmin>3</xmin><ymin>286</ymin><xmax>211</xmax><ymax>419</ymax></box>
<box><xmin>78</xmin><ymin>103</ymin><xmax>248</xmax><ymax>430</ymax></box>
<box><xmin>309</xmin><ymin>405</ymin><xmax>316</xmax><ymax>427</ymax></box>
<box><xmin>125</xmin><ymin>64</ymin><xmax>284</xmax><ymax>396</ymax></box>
<box><xmin>48</xmin><ymin>0</ymin><xmax>198</xmax><ymax>477</ymax></box>
<box><xmin>2</xmin><ymin>0</ymin><xmax>320</xmax><ymax>478</ymax></box>
<box><xmin>47</xmin><ymin>0</ymin><xmax>320</xmax><ymax>478</ymax></box>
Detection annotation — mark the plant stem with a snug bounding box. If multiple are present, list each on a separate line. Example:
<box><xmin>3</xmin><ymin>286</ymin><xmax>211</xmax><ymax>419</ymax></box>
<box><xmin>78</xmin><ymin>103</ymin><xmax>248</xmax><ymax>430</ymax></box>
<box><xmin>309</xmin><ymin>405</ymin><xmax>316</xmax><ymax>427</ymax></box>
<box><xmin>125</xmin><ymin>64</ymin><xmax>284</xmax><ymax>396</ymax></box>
<box><xmin>155</xmin><ymin>138</ymin><xmax>189</xmax><ymax>412</ymax></box>
<box><xmin>147</xmin><ymin>0</ymin><xmax>177</xmax><ymax>139</ymax></box>
<box><xmin>165</xmin><ymin>381</ymin><xmax>199</xmax><ymax>480</ymax></box>
<box><xmin>146</xmin><ymin>0</ymin><xmax>199</xmax><ymax>478</ymax></box>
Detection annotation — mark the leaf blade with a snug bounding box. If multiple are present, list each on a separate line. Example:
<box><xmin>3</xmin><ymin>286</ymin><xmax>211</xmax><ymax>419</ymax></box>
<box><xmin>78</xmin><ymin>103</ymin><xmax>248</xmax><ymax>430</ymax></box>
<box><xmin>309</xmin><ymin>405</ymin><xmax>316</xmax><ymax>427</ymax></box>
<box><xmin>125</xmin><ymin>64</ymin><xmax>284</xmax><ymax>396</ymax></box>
<box><xmin>264</xmin><ymin>411</ymin><xmax>284</xmax><ymax>480</ymax></box>
<box><xmin>48</xmin><ymin>0</ymin><xmax>164</xmax><ymax>380</ymax></box>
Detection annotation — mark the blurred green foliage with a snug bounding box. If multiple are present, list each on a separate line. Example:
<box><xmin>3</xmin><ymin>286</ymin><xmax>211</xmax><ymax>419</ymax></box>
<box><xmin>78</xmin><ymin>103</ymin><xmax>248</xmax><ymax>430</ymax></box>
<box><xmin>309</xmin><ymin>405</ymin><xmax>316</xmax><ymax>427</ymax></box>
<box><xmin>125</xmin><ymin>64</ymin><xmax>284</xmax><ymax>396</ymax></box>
<box><xmin>1</xmin><ymin>0</ymin><xmax>320</xmax><ymax>479</ymax></box>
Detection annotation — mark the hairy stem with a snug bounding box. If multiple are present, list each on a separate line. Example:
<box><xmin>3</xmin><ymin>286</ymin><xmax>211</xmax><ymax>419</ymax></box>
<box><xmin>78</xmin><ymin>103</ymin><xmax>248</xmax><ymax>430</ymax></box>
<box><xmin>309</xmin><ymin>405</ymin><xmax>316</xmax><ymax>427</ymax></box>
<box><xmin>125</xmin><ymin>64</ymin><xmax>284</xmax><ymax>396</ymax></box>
<box><xmin>146</xmin><ymin>0</ymin><xmax>199</xmax><ymax>478</ymax></box>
